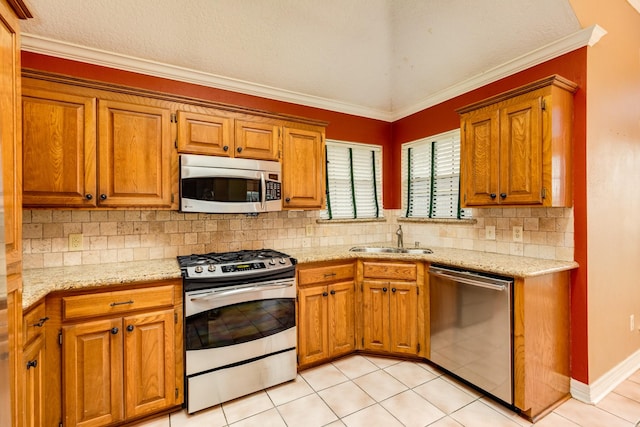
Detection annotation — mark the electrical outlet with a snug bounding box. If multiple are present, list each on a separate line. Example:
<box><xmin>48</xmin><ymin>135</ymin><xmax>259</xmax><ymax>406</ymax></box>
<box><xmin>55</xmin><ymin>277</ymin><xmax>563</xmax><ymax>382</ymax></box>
<box><xmin>305</xmin><ymin>224</ymin><xmax>313</xmax><ymax>237</ymax></box>
<box><xmin>631</xmin><ymin>314</ymin><xmax>635</xmax><ymax>332</ymax></box>
<box><xmin>69</xmin><ymin>233</ymin><xmax>83</xmax><ymax>251</ymax></box>
<box><xmin>485</xmin><ymin>226</ymin><xmax>496</xmax><ymax>240</ymax></box>
<box><xmin>512</xmin><ymin>226</ymin><xmax>523</xmax><ymax>242</ymax></box>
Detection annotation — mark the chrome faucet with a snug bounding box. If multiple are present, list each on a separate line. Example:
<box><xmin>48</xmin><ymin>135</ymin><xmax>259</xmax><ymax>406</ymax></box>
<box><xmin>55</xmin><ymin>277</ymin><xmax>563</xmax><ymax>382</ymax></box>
<box><xmin>396</xmin><ymin>225</ymin><xmax>404</xmax><ymax>249</ymax></box>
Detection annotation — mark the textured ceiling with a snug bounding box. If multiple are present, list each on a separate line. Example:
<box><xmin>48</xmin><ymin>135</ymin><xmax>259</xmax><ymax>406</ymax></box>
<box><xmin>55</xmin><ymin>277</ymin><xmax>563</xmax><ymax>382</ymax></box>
<box><xmin>21</xmin><ymin>0</ymin><xmax>582</xmax><ymax>117</ymax></box>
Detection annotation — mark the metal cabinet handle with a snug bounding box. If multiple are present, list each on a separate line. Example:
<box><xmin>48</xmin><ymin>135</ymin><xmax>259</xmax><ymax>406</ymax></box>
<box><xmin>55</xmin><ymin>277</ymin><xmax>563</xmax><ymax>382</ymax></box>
<box><xmin>32</xmin><ymin>317</ymin><xmax>49</xmax><ymax>328</ymax></box>
<box><xmin>500</xmin><ymin>193</ymin><xmax>507</xmax><ymax>199</ymax></box>
<box><xmin>322</xmin><ymin>291</ymin><xmax>328</xmax><ymax>297</ymax></box>
<box><xmin>392</xmin><ymin>288</ymin><xmax>397</xmax><ymax>293</ymax></box>
<box><xmin>285</xmin><ymin>197</ymin><xmax>291</xmax><ymax>203</ymax></box>
<box><xmin>323</xmin><ymin>272</ymin><xmax>336</xmax><ymax>278</ymax></box>
<box><xmin>330</xmin><ymin>290</ymin><xmax>336</xmax><ymax>295</ymax></box>
<box><xmin>490</xmin><ymin>193</ymin><xmax>496</xmax><ymax>199</ymax></box>
<box><xmin>127</xmin><ymin>325</ymin><xmax>134</xmax><ymax>332</ymax></box>
<box><xmin>382</xmin><ymin>287</ymin><xmax>388</xmax><ymax>292</ymax></box>
<box><xmin>110</xmin><ymin>300</ymin><xmax>133</xmax><ymax>307</ymax></box>
<box><xmin>85</xmin><ymin>194</ymin><xmax>93</xmax><ymax>200</ymax></box>
<box><xmin>26</xmin><ymin>360</ymin><xmax>38</xmax><ymax>369</ymax></box>
<box><xmin>100</xmin><ymin>194</ymin><xmax>107</xmax><ymax>200</ymax></box>
<box><xmin>237</xmin><ymin>146</ymin><xmax>243</xmax><ymax>153</ymax></box>
<box><xmin>223</xmin><ymin>145</ymin><xmax>229</xmax><ymax>152</ymax></box>
<box><xmin>111</xmin><ymin>327</ymin><xmax>119</xmax><ymax>335</ymax></box>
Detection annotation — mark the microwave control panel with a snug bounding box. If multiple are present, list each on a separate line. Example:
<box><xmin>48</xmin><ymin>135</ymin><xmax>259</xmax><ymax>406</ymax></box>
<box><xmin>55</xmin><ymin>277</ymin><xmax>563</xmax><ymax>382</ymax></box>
<box><xmin>266</xmin><ymin>181</ymin><xmax>281</xmax><ymax>201</ymax></box>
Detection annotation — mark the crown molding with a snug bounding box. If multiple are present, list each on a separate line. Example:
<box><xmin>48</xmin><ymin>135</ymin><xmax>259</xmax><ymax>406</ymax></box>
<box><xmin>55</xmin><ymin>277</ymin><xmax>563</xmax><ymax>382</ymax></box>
<box><xmin>21</xmin><ymin>25</ymin><xmax>604</xmax><ymax>123</ymax></box>
<box><xmin>390</xmin><ymin>25</ymin><xmax>606</xmax><ymax>121</ymax></box>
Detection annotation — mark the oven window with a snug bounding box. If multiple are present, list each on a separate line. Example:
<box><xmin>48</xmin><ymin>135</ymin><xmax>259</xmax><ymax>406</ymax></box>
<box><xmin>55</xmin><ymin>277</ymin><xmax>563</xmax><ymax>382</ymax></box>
<box><xmin>185</xmin><ymin>298</ymin><xmax>295</xmax><ymax>350</ymax></box>
<box><xmin>182</xmin><ymin>177</ymin><xmax>260</xmax><ymax>203</ymax></box>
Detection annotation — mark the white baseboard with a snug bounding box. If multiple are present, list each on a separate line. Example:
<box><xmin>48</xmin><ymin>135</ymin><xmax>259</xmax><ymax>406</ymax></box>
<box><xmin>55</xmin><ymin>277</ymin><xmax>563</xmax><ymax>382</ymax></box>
<box><xmin>571</xmin><ymin>348</ymin><xmax>640</xmax><ymax>404</ymax></box>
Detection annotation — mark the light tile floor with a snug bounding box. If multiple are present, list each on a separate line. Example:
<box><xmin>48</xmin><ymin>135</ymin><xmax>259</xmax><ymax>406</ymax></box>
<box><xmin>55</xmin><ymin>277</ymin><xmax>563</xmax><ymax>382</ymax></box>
<box><xmin>137</xmin><ymin>355</ymin><xmax>640</xmax><ymax>427</ymax></box>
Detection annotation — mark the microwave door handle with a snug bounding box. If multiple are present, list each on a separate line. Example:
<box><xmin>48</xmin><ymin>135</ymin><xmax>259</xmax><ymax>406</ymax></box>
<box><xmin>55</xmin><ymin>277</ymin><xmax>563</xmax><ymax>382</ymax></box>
<box><xmin>261</xmin><ymin>172</ymin><xmax>267</xmax><ymax>210</ymax></box>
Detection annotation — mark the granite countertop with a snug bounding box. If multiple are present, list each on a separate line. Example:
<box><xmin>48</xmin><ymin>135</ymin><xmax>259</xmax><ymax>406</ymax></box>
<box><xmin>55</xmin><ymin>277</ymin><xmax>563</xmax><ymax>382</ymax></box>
<box><xmin>22</xmin><ymin>258</ymin><xmax>182</xmax><ymax>309</ymax></box>
<box><xmin>21</xmin><ymin>244</ymin><xmax>578</xmax><ymax>310</ymax></box>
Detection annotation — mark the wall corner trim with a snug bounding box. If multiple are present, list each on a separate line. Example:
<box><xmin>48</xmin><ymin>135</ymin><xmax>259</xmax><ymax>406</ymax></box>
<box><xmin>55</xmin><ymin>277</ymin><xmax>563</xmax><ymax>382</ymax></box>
<box><xmin>570</xmin><ymin>348</ymin><xmax>640</xmax><ymax>404</ymax></box>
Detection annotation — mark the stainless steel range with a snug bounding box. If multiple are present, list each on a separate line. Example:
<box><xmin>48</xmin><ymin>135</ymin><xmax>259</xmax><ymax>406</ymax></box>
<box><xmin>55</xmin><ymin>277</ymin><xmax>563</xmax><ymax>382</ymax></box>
<box><xmin>178</xmin><ymin>249</ymin><xmax>297</xmax><ymax>413</ymax></box>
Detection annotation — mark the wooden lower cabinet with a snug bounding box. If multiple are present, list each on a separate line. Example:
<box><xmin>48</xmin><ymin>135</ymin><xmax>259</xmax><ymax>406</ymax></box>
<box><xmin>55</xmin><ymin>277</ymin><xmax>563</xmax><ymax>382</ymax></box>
<box><xmin>362</xmin><ymin>280</ymin><xmax>418</xmax><ymax>355</ymax></box>
<box><xmin>22</xmin><ymin>301</ymin><xmax>47</xmax><ymax>427</ymax></box>
<box><xmin>44</xmin><ymin>279</ymin><xmax>183</xmax><ymax>427</ymax></box>
<box><xmin>297</xmin><ymin>262</ymin><xmax>355</xmax><ymax>368</ymax></box>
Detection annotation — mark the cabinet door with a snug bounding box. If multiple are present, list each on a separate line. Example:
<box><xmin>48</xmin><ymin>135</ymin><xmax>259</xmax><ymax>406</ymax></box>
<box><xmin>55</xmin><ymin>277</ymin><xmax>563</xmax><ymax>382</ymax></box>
<box><xmin>22</xmin><ymin>88</ymin><xmax>97</xmax><ymax>207</ymax></box>
<box><xmin>63</xmin><ymin>318</ymin><xmax>124</xmax><ymax>427</ymax></box>
<box><xmin>177</xmin><ymin>109</ymin><xmax>233</xmax><ymax>156</ymax></box>
<box><xmin>389</xmin><ymin>283</ymin><xmax>418</xmax><ymax>355</ymax></box>
<box><xmin>460</xmin><ymin>109</ymin><xmax>500</xmax><ymax>206</ymax></box>
<box><xmin>234</xmin><ymin>119</ymin><xmax>279</xmax><ymax>160</ymax></box>
<box><xmin>297</xmin><ymin>285</ymin><xmax>329</xmax><ymax>366</ymax></box>
<box><xmin>281</xmin><ymin>126</ymin><xmax>325</xmax><ymax>209</ymax></box>
<box><xmin>362</xmin><ymin>281</ymin><xmax>389</xmax><ymax>352</ymax></box>
<box><xmin>499</xmin><ymin>97</ymin><xmax>543</xmax><ymax>205</ymax></box>
<box><xmin>98</xmin><ymin>99</ymin><xmax>174</xmax><ymax>208</ymax></box>
<box><xmin>123</xmin><ymin>309</ymin><xmax>176</xmax><ymax>418</ymax></box>
<box><xmin>22</xmin><ymin>335</ymin><xmax>45</xmax><ymax>427</ymax></box>
<box><xmin>328</xmin><ymin>281</ymin><xmax>355</xmax><ymax>357</ymax></box>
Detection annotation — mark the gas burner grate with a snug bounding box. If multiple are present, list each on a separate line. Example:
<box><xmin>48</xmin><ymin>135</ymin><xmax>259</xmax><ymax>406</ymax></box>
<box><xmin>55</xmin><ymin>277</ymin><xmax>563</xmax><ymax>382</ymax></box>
<box><xmin>177</xmin><ymin>249</ymin><xmax>291</xmax><ymax>268</ymax></box>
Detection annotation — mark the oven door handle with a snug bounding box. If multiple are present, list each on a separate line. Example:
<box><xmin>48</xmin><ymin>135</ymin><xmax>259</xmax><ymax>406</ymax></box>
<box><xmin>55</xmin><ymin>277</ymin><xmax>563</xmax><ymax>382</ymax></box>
<box><xmin>189</xmin><ymin>282</ymin><xmax>293</xmax><ymax>301</ymax></box>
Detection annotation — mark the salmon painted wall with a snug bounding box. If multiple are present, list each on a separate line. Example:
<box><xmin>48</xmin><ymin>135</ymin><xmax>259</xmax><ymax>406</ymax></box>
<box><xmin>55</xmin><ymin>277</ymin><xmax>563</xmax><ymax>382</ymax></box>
<box><xmin>21</xmin><ymin>52</ymin><xmax>394</xmax><ymax>203</ymax></box>
<box><xmin>569</xmin><ymin>0</ymin><xmax>640</xmax><ymax>383</ymax></box>
<box><xmin>391</xmin><ymin>49</ymin><xmax>589</xmax><ymax>382</ymax></box>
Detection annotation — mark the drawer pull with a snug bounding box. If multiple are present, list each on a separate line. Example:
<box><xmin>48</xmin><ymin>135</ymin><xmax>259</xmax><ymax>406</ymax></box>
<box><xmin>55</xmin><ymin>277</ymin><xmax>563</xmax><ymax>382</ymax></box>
<box><xmin>323</xmin><ymin>272</ymin><xmax>336</xmax><ymax>278</ymax></box>
<box><xmin>111</xmin><ymin>327</ymin><xmax>119</xmax><ymax>335</ymax></box>
<box><xmin>32</xmin><ymin>317</ymin><xmax>49</xmax><ymax>327</ymax></box>
<box><xmin>322</xmin><ymin>291</ymin><xmax>328</xmax><ymax>297</ymax></box>
<box><xmin>26</xmin><ymin>360</ymin><xmax>38</xmax><ymax>369</ymax></box>
<box><xmin>110</xmin><ymin>300</ymin><xmax>134</xmax><ymax>307</ymax></box>
<box><xmin>127</xmin><ymin>325</ymin><xmax>134</xmax><ymax>332</ymax></box>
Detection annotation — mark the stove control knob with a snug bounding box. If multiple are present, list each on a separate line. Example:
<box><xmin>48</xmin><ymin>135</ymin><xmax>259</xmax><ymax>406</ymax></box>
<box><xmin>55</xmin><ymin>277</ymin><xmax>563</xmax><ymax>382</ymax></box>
<box><xmin>194</xmin><ymin>266</ymin><xmax>203</xmax><ymax>273</ymax></box>
<box><xmin>279</xmin><ymin>257</ymin><xmax>286</xmax><ymax>264</ymax></box>
<box><xmin>269</xmin><ymin>259</ymin><xmax>276</xmax><ymax>265</ymax></box>
<box><xmin>208</xmin><ymin>265</ymin><xmax>216</xmax><ymax>272</ymax></box>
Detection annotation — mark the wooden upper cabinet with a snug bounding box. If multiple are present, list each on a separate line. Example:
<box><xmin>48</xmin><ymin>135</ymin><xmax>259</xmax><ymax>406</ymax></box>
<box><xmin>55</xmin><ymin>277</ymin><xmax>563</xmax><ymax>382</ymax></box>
<box><xmin>176</xmin><ymin>110</ymin><xmax>279</xmax><ymax>161</ymax></box>
<box><xmin>281</xmin><ymin>125</ymin><xmax>325</xmax><ymax>209</ymax></box>
<box><xmin>98</xmin><ymin>99</ymin><xmax>174</xmax><ymax>208</ymax></box>
<box><xmin>22</xmin><ymin>88</ymin><xmax>97</xmax><ymax>207</ymax></box>
<box><xmin>176</xmin><ymin>109</ymin><xmax>233</xmax><ymax>156</ymax></box>
<box><xmin>234</xmin><ymin>119</ymin><xmax>280</xmax><ymax>160</ymax></box>
<box><xmin>458</xmin><ymin>75</ymin><xmax>577</xmax><ymax>207</ymax></box>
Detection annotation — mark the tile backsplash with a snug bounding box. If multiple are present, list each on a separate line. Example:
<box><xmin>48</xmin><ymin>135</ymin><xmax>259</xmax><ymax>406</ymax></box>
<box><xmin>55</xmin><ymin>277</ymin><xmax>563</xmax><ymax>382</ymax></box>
<box><xmin>22</xmin><ymin>207</ymin><xmax>574</xmax><ymax>269</ymax></box>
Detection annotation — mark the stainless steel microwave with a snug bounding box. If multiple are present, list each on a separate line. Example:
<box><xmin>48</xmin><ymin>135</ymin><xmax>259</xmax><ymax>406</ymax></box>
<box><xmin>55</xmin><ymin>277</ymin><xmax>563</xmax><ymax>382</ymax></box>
<box><xmin>180</xmin><ymin>154</ymin><xmax>282</xmax><ymax>214</ymax></box>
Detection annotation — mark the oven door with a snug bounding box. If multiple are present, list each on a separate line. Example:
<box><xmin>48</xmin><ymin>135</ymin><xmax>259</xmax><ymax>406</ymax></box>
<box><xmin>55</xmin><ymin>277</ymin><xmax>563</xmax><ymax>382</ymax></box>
<box><xmin>184</xmin><ymin>278</ymin><xmax>296</xmax><ymax>375</ymax></box>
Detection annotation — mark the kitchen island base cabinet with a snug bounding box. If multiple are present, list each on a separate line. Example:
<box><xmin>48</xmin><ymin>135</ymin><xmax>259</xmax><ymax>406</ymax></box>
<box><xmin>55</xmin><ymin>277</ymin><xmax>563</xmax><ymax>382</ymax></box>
<box><xmin>297</xmin><ymin>261</ymin><xmax>355</xmax><ymax>369</ymax></box>
<box><xmin>44</xmin><ymin>279</ymin><xmax>183</xmax><ymax>427</ymax></box>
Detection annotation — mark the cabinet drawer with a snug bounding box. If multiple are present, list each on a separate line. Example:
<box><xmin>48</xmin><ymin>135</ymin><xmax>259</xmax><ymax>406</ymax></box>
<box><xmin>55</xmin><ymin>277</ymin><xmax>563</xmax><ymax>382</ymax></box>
<box><xmin>62</xmin><ymin>285</ymin><xmax>175</xmax><ymax>321</ymax></box>
<box><xmin>298</xmin><ymin>263</ymin><xmax>355</xmax><ymax>286</ymax></box>
<box><xmin>363</xmin><ymin>262</ymin><xmax>417</xmax><ymax>281</ymax></box>
<box><xmin>23</xmin><ymin>302</ymin><xmax>47</xmax><ymax>346</ymax></box>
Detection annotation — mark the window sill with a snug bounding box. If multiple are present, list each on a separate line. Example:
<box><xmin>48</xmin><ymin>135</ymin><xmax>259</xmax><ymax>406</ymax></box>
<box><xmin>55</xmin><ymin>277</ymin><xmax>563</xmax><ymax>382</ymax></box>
<box><xmin>316</xmin><ymin>217</ymin><xmax>386</xmax><ymax>224</ymax></box>
<box><xmin>398</xmin><ymin>217</ymin><xmax>477</xmax><ymax>225</ymax></box>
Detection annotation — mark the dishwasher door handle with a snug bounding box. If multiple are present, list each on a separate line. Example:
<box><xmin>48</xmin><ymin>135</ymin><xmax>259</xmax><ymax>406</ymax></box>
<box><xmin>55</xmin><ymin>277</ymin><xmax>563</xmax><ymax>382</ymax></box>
<box><xmin>429</xmin><ymin>268</ymin><xmax>511</xmax><ymax>292</ymax></box>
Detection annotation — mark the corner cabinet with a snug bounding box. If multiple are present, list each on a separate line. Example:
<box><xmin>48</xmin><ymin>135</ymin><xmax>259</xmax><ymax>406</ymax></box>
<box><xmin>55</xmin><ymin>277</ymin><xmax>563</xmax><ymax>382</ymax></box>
<box><xmin>297</xmin><ymin>261</ymin><xmax>355</xmax><ymax>369</ymax></box>
<box><xmin>43</xmin><ymin>279</ymin><xmax>184</xmax><ymax>427</ymax></box>
<box><xmin>281</xmin><ymin>124</ymin><xmax>325</xmax><ymax>209</ymax></box>
<box><xmin>457</xmin><ymin>75</ymin><xmax>577</xmax><ymax>207</ymax></box>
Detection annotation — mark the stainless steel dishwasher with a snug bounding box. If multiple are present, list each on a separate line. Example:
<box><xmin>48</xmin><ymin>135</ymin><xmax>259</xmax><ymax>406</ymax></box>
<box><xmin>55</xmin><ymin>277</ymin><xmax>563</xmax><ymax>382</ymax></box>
<box><xmin>428</xmin><ymin>265</ymin><xmax>514</xmax><ymax>404</ymax></box>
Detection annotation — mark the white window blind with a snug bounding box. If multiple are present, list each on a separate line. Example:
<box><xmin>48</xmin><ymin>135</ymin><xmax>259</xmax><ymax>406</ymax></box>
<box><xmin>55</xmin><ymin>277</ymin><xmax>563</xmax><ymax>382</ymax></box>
<box><xmin>322</xmin><ymin>141</ymin><xmax>383</xmax><ymax>219</ymax></box>
<box><xmin>401</xmin><ymin>129</ymin><xmax>471</xmax><ymax>219</ymax></box>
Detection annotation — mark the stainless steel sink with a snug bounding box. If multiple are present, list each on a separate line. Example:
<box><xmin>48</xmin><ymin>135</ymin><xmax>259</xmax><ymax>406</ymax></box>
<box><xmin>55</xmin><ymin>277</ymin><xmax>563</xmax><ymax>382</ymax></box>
<box><xmin>349</xmin><ymin>247</ymin><xmax>433</xmax><ymax>255</ymax></box>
